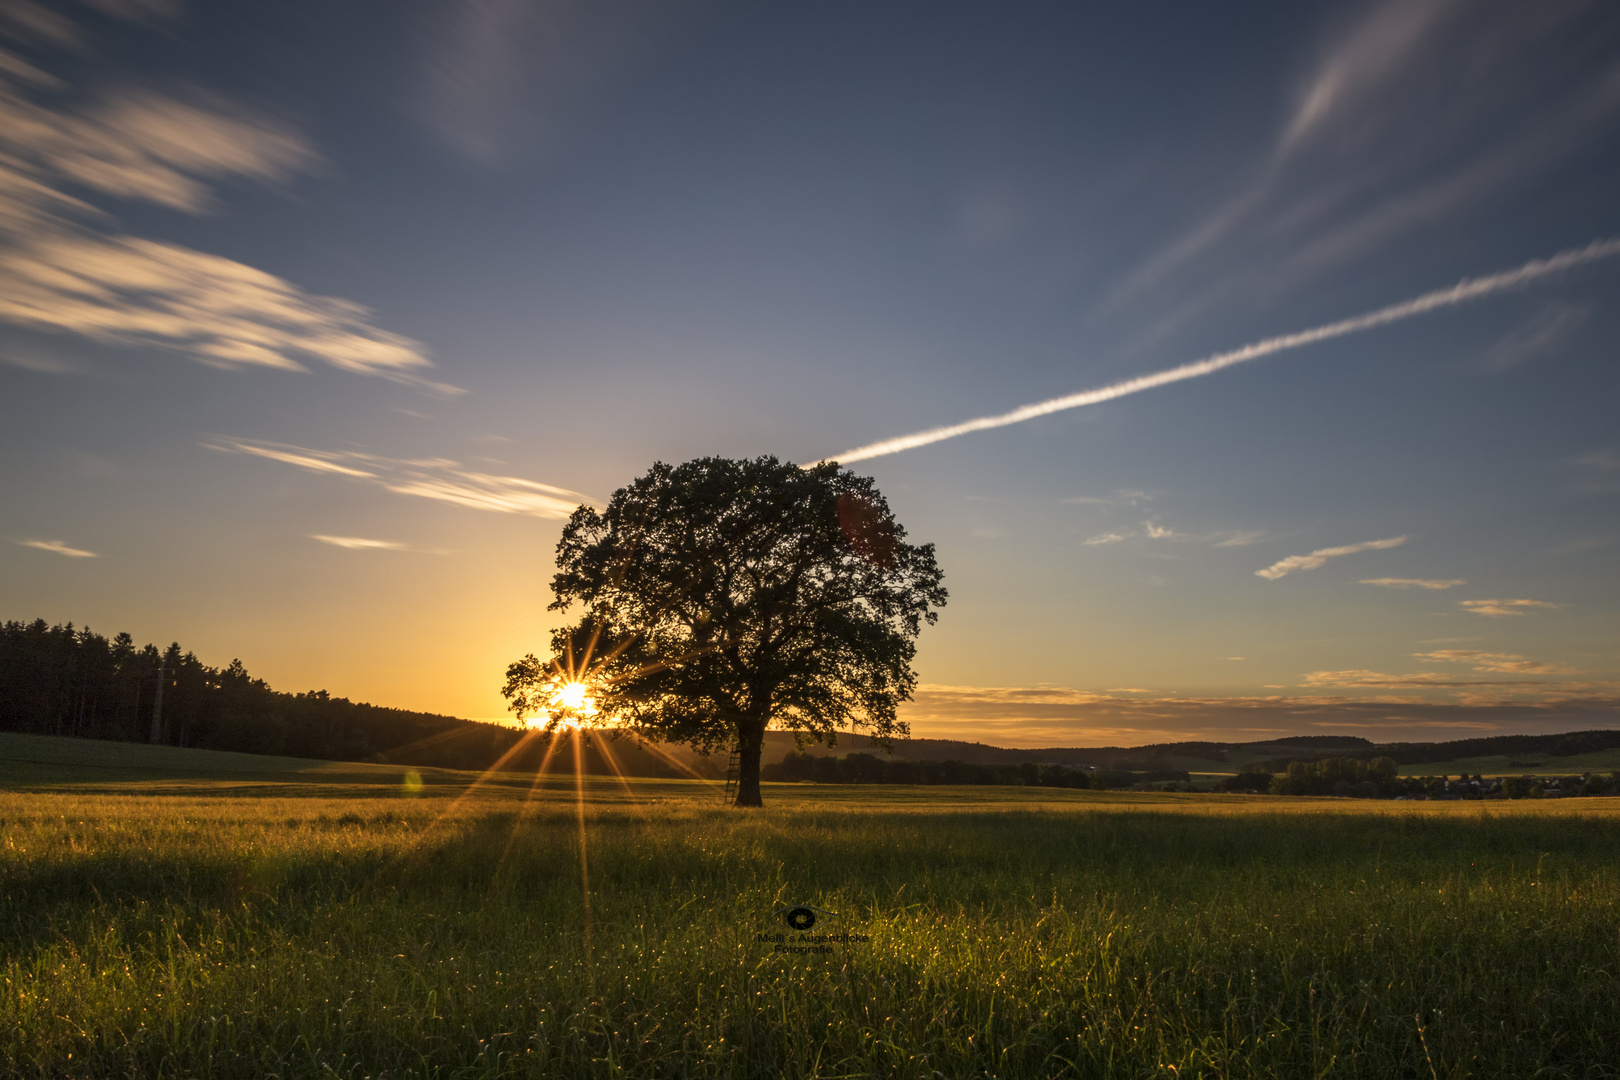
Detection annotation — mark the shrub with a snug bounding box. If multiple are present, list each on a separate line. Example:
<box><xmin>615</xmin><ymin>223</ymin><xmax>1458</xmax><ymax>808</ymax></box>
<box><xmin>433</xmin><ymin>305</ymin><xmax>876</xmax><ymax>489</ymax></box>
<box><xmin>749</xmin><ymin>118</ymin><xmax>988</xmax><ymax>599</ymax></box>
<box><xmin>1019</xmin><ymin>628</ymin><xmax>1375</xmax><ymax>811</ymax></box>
<box><xmin>1219</xmin><ymin>772</ymin><xmax>1273</xmax><ymax>793</ymax></box>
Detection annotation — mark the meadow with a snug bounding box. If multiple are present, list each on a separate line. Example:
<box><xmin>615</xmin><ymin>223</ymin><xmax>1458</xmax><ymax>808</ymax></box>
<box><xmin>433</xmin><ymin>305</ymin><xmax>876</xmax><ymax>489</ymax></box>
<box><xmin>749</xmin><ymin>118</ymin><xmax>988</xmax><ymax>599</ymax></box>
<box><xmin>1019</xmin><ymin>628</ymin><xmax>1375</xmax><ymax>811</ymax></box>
<box><xmin>2</xmin><ymin>735</ymin><xmax>1618</xmax><ymax>1079</ymax></box>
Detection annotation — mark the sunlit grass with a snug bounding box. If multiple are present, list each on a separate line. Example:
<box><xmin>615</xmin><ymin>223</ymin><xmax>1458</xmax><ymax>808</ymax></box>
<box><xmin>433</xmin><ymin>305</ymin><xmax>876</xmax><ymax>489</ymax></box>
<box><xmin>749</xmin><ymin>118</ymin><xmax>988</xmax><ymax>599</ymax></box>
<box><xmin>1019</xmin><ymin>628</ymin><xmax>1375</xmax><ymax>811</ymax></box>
<box><xmin>3</xmin><ymin>766</ymin><xmax>1618</xmax><ymax>1077</ymax></box>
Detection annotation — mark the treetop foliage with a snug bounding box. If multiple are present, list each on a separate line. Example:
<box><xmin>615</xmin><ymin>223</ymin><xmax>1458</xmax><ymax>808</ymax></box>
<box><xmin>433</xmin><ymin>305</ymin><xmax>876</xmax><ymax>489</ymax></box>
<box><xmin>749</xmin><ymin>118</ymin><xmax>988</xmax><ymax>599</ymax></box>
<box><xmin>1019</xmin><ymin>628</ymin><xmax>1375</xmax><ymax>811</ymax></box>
<box><xmin>534</xmin><ymin>456</ymin><xmax>947</xmax><ymax>754</ymax></box>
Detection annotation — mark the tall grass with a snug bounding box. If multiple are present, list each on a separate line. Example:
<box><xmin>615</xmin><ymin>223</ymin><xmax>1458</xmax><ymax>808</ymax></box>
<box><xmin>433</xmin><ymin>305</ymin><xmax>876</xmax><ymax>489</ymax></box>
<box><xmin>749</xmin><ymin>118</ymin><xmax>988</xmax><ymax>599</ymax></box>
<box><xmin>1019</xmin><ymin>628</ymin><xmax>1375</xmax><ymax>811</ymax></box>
<box><xmin>3</xmin><ymin>781</ymin><xmax>1618</xmax><ymax>1078</ymax></box>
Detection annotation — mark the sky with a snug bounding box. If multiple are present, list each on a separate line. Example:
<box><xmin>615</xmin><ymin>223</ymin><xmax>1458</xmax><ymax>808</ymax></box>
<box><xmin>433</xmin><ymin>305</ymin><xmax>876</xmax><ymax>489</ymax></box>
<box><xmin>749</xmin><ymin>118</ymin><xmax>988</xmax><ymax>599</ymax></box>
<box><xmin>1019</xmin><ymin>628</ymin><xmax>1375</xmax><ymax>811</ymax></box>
<box><xmin>2</xmin><ymin>0</ymin><xmax>1619</xmax><ymax>748</ymax></box>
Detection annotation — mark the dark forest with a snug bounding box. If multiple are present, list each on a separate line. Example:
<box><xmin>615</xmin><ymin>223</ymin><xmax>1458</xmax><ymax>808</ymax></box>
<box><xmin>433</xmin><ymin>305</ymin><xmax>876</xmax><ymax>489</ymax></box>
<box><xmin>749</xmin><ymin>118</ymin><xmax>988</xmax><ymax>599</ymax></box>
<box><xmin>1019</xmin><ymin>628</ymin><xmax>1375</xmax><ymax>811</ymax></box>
<box><xmin>0</xmin><ymin>618</ymin><xmax>524</xmax><ymax>769</ymax></box>
<box><xmin>0</xmin><ymin>618</ymin><xmax>730</xmax><ymax>777</ymax></box>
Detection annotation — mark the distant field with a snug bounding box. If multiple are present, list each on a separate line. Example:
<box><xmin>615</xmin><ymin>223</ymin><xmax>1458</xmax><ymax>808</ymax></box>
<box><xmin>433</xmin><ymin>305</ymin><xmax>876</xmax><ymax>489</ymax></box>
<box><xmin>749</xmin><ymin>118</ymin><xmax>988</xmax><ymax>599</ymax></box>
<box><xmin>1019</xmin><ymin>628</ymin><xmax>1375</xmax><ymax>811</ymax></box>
<box><xmin>1393</xmin><ymin>748</ymin><xmax>1620</xmax><ymax>777</ymax></box>
<box><xmin>0</xmin><ymin>732</ymin><xmax>480</xmax><ymax>791</ymax></box>
<box><xmin>3</xmin><ymin>736</ymin><xmax>1619</xmax><ymax>1078</ymax></box>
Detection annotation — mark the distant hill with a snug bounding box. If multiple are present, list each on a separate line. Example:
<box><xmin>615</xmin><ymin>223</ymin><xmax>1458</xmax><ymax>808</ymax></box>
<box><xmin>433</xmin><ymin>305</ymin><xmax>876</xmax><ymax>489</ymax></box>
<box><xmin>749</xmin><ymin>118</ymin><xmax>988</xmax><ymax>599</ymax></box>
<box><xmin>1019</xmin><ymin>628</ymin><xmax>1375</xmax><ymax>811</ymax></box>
<box><xmin>779</xmin><ymin>731</ymin><xmax>1371</xmax><ymax>769</ymax></box>
<box><xmin>783</xmin><ymin>729</ymin><xmax>1620</xmax><ymax>774</ymax></box>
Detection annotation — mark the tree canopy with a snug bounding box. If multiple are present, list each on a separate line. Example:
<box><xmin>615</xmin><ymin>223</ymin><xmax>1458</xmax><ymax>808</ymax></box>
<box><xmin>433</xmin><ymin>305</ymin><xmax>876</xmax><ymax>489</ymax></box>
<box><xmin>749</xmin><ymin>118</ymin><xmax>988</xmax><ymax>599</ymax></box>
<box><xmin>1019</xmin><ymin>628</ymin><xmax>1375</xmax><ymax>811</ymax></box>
<box><xmin>504</xmin><ymin>456</ymin><xmax>946</xmax><ymax>806</ymax></box>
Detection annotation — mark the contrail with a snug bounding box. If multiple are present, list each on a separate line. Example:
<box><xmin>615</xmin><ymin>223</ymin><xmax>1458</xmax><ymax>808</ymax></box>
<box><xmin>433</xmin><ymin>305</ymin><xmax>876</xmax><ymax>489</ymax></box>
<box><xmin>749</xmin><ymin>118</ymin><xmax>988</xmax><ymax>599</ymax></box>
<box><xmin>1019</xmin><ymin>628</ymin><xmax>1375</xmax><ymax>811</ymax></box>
<box><xmin>823</xmin><ymin>237</ymin><xmax>1620</xmax><ymax>464</ymax></box>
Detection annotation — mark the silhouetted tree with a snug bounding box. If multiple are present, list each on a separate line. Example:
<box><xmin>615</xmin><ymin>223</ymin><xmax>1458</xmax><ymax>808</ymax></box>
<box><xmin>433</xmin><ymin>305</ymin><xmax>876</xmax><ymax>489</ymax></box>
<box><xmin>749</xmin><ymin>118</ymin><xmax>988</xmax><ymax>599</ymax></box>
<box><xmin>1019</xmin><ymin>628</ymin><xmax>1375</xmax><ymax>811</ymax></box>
<box><xmin>517</xmin><ymin>456</ymin><xmax>946</xmax><ymax>807</ymax></box>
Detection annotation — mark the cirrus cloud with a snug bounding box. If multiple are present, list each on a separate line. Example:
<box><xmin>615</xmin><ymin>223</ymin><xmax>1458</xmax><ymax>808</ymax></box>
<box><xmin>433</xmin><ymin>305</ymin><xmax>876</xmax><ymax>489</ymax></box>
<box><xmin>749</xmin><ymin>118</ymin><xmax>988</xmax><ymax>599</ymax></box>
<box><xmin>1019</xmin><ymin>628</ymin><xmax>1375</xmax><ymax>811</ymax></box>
<box><xmin>1412</xmin><ymin>649</ymin><xmax>1576</xmax><ymax>675</ymax></box>
<box><xmin>1301</xmin><ymin>669</ymin><xmax>1550</xmax><ymax>689</ymax></box>
<box><xmin>0</xmin><ymin>12</ymin><xmax>456</xmax><ymax>392</ymax></box>
<box><xmin>1458</xmin><ymin>598</ymin><xmax>1561</xmax><ymax>618</ymax></box>
<box><xmin>1256</xmin><ymin>535</ymin><xmax>1407</xmax><ymax>580</ymax></box>
<box><xmin>1360</xmin><ymin>577</ymin><xmax>1465</xmax><ymax>589</ymax></box>
<box><xmin>0</xmin><ymin>234</ymin><xmax>456</xmax><ymax>391</ymax></box>
<box><xmin>17</xmin><ymin>538</ymin><xmax>98</xmax><ymax>558</ymax></box>
<box><xmin>310</xmin><ymin>535</ymin><xmax>450</xmax><ymax>555</ymax></box>
<box><xmin>310</xmin><ymin>535</ymin><xmax>409</xmax><ymax>551</ymax></box>
<box><xmin>208</xmin><ymin>437</ymin><xmax>594</xmax><ymax>519</ymax></box>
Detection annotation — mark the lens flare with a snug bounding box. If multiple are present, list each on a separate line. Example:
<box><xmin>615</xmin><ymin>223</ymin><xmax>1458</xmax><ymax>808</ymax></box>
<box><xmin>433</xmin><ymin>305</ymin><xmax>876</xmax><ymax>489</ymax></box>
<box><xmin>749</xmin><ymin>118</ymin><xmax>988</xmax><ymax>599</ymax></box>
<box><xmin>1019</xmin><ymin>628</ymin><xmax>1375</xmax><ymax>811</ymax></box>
<box><xmin>521</xmin><ymin>676</ymin><xmax>603</xmax><ymax>730</ymax></box>
<box><xmin>555</xmin><ymin>681</ymin><xmax>590</xmax><ymax>712</ymax></box>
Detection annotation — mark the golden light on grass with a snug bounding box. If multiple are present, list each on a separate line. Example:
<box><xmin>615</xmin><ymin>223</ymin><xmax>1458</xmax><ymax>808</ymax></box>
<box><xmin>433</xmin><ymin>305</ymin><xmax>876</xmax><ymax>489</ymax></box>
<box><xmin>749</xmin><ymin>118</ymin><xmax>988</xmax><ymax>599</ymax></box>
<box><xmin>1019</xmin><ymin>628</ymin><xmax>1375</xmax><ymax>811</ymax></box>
<box><xmin>10</xmin><ymin>777</ymin><xmax>1620</xmax><ymax>1075</ymax></box>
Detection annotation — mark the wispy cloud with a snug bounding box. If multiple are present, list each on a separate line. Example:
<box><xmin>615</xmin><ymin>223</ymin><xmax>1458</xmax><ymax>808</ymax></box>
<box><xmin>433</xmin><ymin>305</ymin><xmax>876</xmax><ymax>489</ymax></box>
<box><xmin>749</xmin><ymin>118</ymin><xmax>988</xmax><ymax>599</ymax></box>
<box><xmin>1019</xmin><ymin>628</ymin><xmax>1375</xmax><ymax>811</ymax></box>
<box><xmin>1278</xmin><ymin>0</ymin><xmax>1456</xmax><ymax>154</ymax></box>
<box><xmin>824</xmin><ymin>239</ymin><xmax>1620</xmax><ymax>463</ymax></box>
<box><xmin>0</xmin><ymin>236</ymin><xmax>459</xmax><ymax>392</ymax></box>
<box><xmin>1301</xmin><ymin>669</ymin><xmax>1548</xmax><ymax>689</ymax></box>
<box><xmin>209</xmin><ymin>437</ymin><xmax>594</xmax><ymax>519</ymax></box>
<box><xmin>383</xmin><ymin>473</ymin><xmax>590</xmax><ymax>517</ymax></box>
<box><xmin>1108</xmin><ymin>1</ymin><xmax>1620</xmax><ymax>317</ymax></box>
<box><xmin>914</xmin><ymin>684</ymin><xmax>1114</xmax><ymax>708</ymax></box>
<box><xmin>1571</xmin><ymin>449</ymin><xmax>1620</xmax><ymax>471</ymax></box>
<box><xmin>1458</xmin><ymin>598</ymin><xmax>1561</xmax><ymax>618</ymax></box>
<box><xmin>1361</xmin><ymin>577</ymin><xmax>1465</xmax><ymax>589</ymax></box>
<box><xmin>1546</xmin><ymin>537</ymin><xmax>1613</xmax><ymax>556</ymax></box>
<box><xmin>1486</xmin><ymin>303</ymin><xmax>1588</xmax><ymax>369</ymax></box>
<box><xmin>311</xmin><ymin>535</ymin><xmax>409</xmax><ymax>551</ymax></box>
<box><xmin>1412</xmin><ymin>649</ymin><xmax>1576</xmax><ymax>675</ymax></box>
<box><xmin>17</xmin><ymin>538</ymin><xmax>98</xmax><ymax>558</ymax></box>
<box><xmin>226</xmin><ymin>442</ymin><xmax>377</xmax><ymax>478</ymax></box>
<box><xmin>1213</xmin><ymin>531</ymin><xmax>1268</xmax><ymax>548</ymax></box>
<box><xmin>1566</xmin><ymin>449</ymin><xmax>1620</xmax><ymax>494</ymax></box>
<box><xmin>0</xmin><ymin>10</ymin><xmax>455</xmax><ymax>392</ymax></box>
<box><xmin>417</xmin><ymin>0</ymin><xmax>671</xmax><ymax>167</ymax></box>
<box><xmin>0</xmin><ymin>348</ymin><xmax>88</xmax><ymax>376</ymax></box>
<box><xmin>1062</xmin><ymin>489</ymin><xmax>1154</xmax><ymax>507</ymax></box>
<box><xmin>4</xmin><ymin>87</ymin><xmax>314</xmax><ymax>214</ymax></box>
<box><xmin>1256</xmin><ymin>535</ymin><xmax>1407</xmax><ymax>580</ymax></box>
<box><xmin>1080</xmin><ymin>521</ymin><xmax>1266</xmax><ymax>548</ymax></box>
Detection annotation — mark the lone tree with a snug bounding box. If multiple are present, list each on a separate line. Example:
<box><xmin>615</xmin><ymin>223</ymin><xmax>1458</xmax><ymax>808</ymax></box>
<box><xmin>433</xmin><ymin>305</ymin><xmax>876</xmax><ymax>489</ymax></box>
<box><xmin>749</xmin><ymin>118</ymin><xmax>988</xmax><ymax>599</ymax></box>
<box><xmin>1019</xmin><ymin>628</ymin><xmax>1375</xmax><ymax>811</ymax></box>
<box><xmin>505</xmin><ymin>456</ymin><xmax>945</xmax><ymax>806</ymax></box>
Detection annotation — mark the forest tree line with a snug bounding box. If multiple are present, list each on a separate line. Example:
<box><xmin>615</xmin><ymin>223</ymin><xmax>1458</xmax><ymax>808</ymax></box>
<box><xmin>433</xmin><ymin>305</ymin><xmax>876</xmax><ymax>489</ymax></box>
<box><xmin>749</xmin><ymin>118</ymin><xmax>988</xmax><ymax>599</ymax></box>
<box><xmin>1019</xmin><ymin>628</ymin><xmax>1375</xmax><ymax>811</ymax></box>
<box><xmin>0</xmin><ymin>618</ymin><xmax>523</xmax><ymax>769</ymax></box>
<box><xmin>1220</xmin><ymin>756</ymin><xmax>1620</xmax><ymax>799</ymax></box>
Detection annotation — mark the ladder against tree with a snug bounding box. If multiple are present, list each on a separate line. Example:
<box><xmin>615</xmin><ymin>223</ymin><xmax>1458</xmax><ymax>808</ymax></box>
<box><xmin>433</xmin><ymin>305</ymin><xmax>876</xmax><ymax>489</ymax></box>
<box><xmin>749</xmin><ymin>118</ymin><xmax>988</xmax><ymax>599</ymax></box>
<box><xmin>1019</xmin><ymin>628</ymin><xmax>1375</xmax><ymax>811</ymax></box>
<box><xmin>722</xmin><ymin>744</ymin><xmax>741</xmax><ymax>804</ymax></box>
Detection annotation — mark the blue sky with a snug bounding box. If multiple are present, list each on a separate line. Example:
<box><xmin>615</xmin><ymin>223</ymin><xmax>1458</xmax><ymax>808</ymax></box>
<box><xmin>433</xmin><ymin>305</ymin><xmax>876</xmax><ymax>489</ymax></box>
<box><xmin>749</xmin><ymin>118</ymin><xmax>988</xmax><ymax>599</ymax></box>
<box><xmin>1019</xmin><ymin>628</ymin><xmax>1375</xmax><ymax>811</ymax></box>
<box><xmin>2</xmin><ymin>0</ymin><xmax>1618</xmax><ymax>746</ymax></box>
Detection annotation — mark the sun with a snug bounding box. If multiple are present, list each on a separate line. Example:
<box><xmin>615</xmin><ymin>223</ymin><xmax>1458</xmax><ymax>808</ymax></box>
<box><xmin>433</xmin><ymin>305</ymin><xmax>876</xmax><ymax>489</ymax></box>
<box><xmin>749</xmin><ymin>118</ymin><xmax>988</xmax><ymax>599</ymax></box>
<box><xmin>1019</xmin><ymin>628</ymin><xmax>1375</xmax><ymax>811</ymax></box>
<box><xmin>522</xmin><ymin>677</ymin><xmax>601</xmax><ymax>730</ymax></box>
<box><xmin>554</xmin><ymin>680</ymin><xmax>591</xmax><ymax>712</ymax></box>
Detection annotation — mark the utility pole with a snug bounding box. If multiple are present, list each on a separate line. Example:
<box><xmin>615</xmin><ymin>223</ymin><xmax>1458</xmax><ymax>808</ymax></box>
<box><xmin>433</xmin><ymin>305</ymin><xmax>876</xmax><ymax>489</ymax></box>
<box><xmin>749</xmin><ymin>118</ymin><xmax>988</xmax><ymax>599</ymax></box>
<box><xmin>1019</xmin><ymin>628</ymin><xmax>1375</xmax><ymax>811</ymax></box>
<box><xmin>147</xmin><ymin>662</ymin><xmax>165</xmax><ymax>744</ymax></box>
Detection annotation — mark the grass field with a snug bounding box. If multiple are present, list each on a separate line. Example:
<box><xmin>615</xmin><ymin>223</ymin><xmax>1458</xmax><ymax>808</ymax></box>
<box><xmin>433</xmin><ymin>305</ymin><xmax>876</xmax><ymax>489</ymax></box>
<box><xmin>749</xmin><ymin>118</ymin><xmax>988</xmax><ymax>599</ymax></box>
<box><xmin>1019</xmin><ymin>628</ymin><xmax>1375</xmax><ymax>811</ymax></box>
<box><xmin>3</xmin><ymin>736</ymin><xmax>1618</xmax><ymax>1078</ymax></box>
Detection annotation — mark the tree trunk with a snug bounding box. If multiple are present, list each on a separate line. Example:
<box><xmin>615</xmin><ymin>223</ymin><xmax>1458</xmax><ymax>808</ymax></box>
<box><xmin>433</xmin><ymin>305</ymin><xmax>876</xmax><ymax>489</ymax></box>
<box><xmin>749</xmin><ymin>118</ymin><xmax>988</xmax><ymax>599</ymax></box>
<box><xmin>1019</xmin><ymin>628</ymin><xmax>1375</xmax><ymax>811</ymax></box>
<box><xmin>732</xmin><ymin>717</ymin><xmax>766</xmax><ymax>807</ymax></box>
